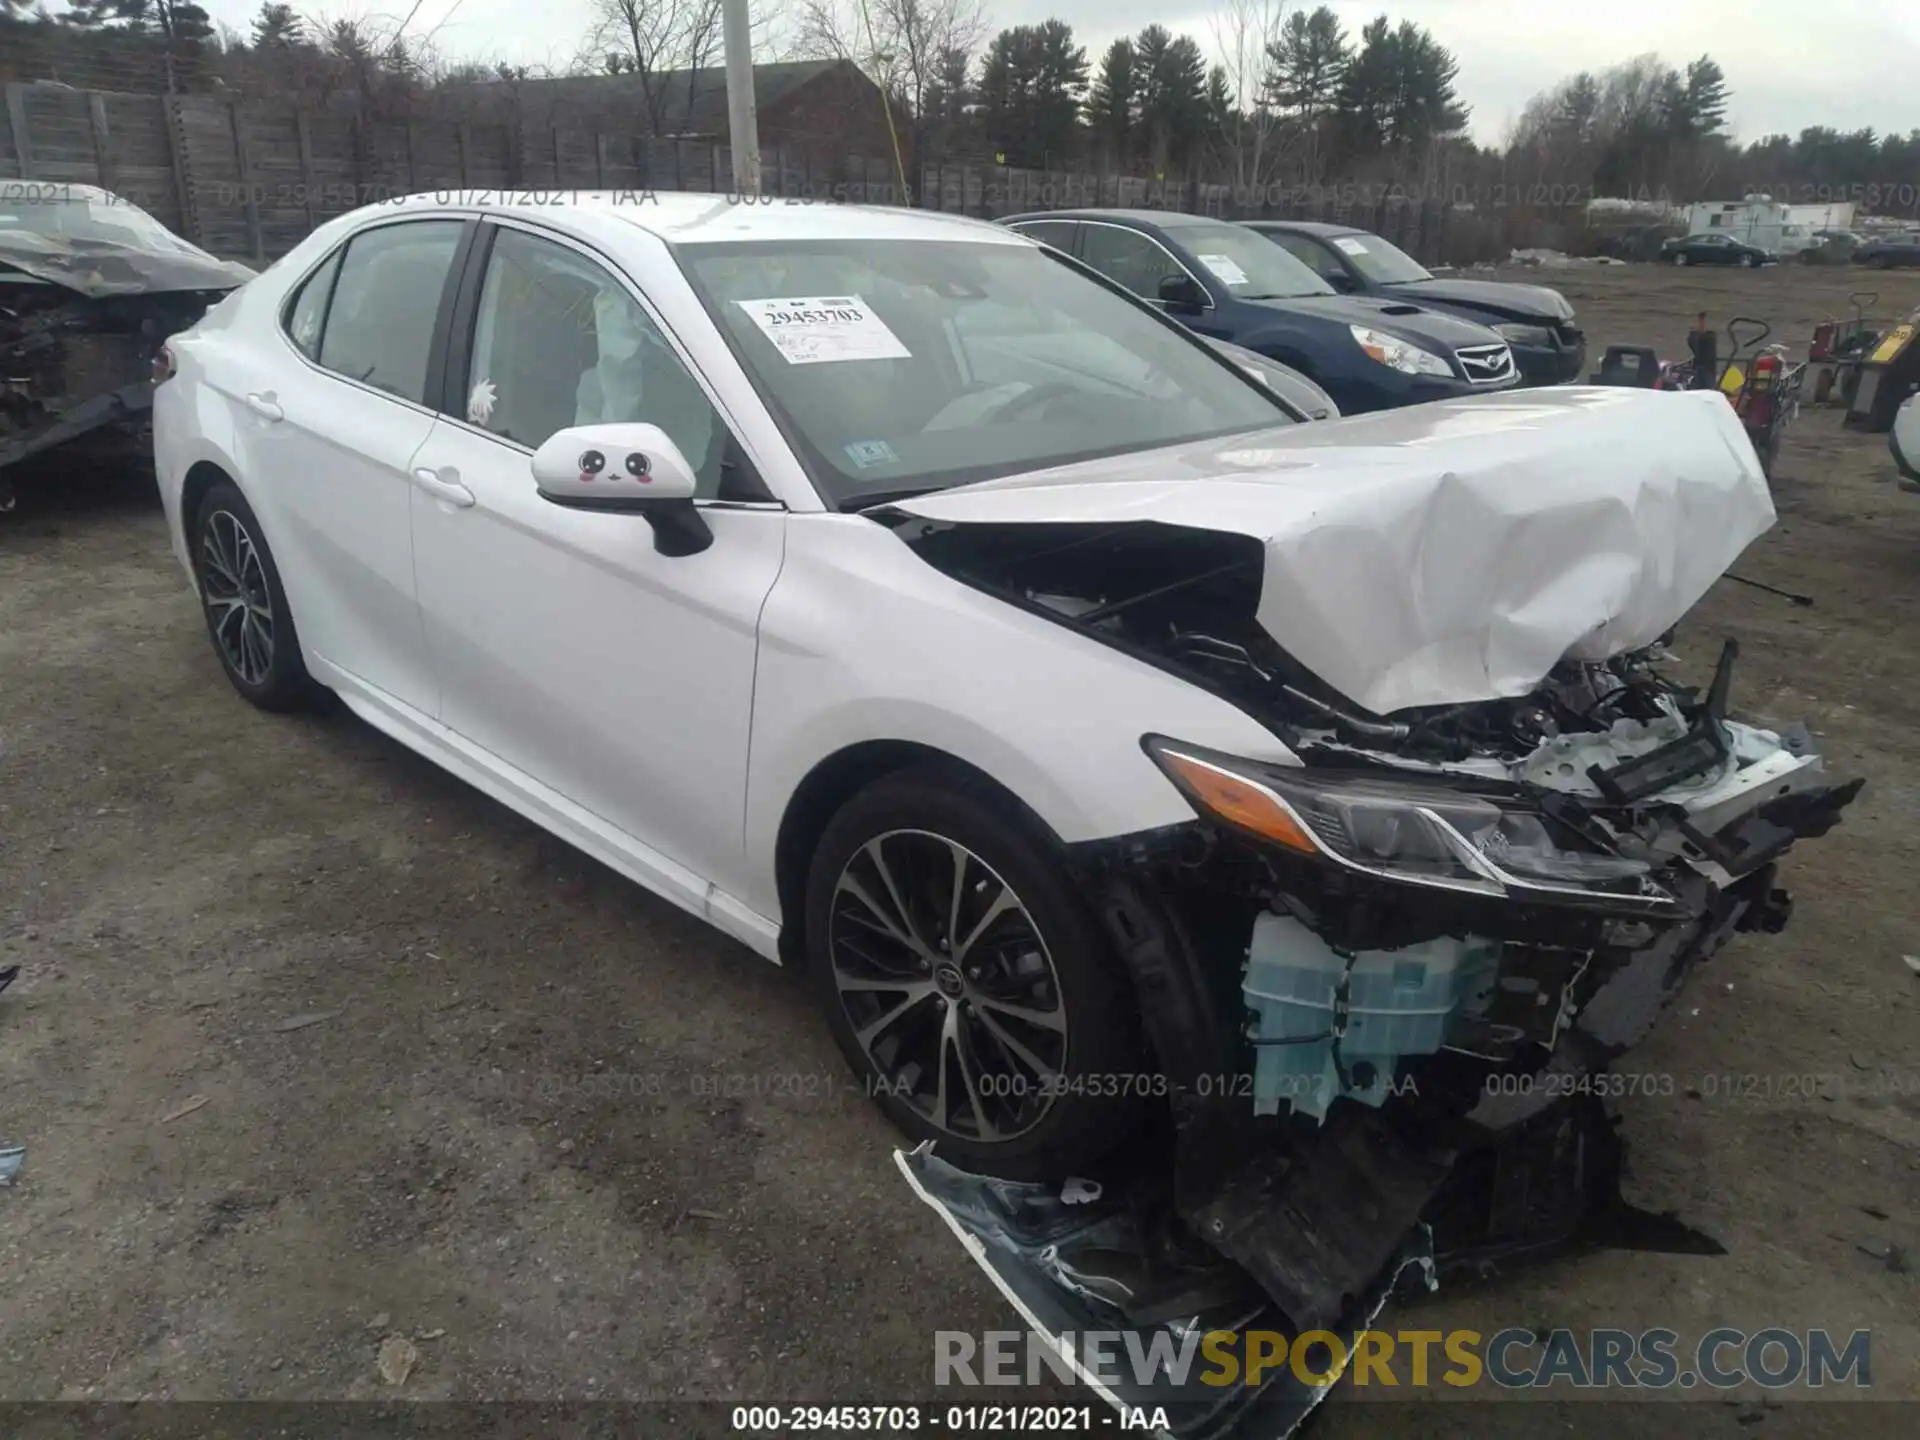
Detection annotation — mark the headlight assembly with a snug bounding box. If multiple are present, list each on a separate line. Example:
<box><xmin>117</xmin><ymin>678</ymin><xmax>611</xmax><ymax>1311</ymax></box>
<box><xmin>1146</xmin><ymin>737</ymin><xmax>1677</xmax><ymax>914</ymax></box>
<box><xmin>1348</xmin><ymin>325</ymin><xmax>1455</xmax><ymax>378</ymax></box>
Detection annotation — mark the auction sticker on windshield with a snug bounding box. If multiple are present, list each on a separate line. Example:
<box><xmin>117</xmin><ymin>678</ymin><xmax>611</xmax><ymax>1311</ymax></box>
<box><xmin>1334</xmin><ymin>237</ymin><xmax>1370</xmax><ymax>255</ymax></box>
<box><xmin>1198</xmin><ymin>254</ymin><xmax>1249</xmax><ymax>285</ymax></box>
<box><xmin>736</xmin><ymin>296</ymin><xmax>911</xmax><ymax>365</ymax></box>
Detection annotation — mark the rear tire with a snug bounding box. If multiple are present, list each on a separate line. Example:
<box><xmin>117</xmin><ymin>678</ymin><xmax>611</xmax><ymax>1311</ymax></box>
<box><xmin>191</xmin><ymin>480</ymin><xmax>321</xmax><ymax>712</ymax></box>
<box><xmin>805</xmin><ymin>766</ymin><xmax>1145</xmax><ymax>1181</ymax></box>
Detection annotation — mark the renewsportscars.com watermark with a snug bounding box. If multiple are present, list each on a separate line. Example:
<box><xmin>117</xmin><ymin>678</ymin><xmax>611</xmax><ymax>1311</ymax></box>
<box><xmin>935</xmin><ymin>1327</ymin><xmax>1872</xmax><ymax>1391</ymax></box>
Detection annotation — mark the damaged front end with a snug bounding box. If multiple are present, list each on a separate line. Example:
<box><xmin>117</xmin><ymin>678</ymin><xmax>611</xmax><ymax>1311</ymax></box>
<box><xmin>2</xmin><ymin>190</ymin><xmax>249</xmax><ymax>510</ymax></box>
<box><xmin>887</xmin><ymin>502</ymin><xmax>1859</xmax><ymax>1437</ymax></box>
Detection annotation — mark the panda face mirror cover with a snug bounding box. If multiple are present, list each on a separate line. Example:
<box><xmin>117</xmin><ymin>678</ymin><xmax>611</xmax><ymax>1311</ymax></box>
<box><xmin>530</xmin><ymin>423</ymin><xmax>698</xmax><ymax>507</ymax></box>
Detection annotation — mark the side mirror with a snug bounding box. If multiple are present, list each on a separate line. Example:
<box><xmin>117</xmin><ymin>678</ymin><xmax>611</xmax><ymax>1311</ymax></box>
<box><xmin>530</xmin><ymin>422</ymin><xmax>711</xmax><ymax>557</ymax></box>
<box><xmin>1157</xmin><ymin>274</ymin><xmax>1208</xmax><ymax>311</ymax></box>
<box><xmin>1326</xmin><ymin>271</ymin><xmax>1359</xmax><ymax>293</ymax></box>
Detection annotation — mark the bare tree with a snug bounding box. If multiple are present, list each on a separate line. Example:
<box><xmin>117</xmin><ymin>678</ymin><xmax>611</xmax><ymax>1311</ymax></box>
<box><xmin>1208</xmin><ymin>0</ymin><xmax>1290</xmax><ymax>191</ymax></box>
<box><xmin>580</xmin><ymin>0</ymin><xmax>786</xmax><ymax>137</ymax></box>
<box><xmin>792</xmin><ymin>0</ymin><xmax>986</xmax><ymax>173</ymax></box>
<box><xmin>580</xmin><ymin>0</ymin><xmax>688</xmax><ymax>134</ymax></box>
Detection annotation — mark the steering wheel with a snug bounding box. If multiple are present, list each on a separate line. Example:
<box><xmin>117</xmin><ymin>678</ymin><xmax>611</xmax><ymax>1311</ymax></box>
<box><xmin>994</xmin><ymin>380</ymin><xmax>1082</xmax><ymax>420</ymax></box>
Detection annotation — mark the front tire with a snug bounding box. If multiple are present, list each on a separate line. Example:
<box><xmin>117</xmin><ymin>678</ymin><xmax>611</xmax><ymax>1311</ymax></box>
<box><xmin>1673</xmin><ymin>252</ymin><xmax>1689</xmax><ymax>266</ymax></box>
<box><xmin>1746</xmin><ymin>253</ymin><xmax>1762</xmax><ymax>268</ymax></box>
<box><xmin>192</xmin><ymin>480</ymin><xmax>319</xmax><ymax>712</ymax></box>
<box><xmin>805</xmin><ymin>767</ymin><xmax>1144</xmax><ymax>1180</ymax></box>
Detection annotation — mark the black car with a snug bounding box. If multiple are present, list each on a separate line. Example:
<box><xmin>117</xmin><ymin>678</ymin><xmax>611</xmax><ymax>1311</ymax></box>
<box><xmin>1854</xmin><ymin>231</ymin><xmax>1920</xmax><ymax>269</ymax></box>
<box><xmin>1659</xmin><ymin>232</ymin><xmax>1775</xmax><ymax>267</ymax></box>
<box><xmin>1000</xmin><ymin>209</ymin><xmax>1518</xmax><ymax>414</ymax></box>
<box><xmin>1241</xmin><ymin>220</ymin><xmax>1587</xmax><ymax>385</ymax></box>
<box><xmin>1201</xmin><ymin>337</ymin><xmax>1340</xmax><ymax>419</ymax></box>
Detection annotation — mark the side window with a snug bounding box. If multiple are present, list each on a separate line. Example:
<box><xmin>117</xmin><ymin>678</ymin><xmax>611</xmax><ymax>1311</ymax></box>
<box><xmin>1271</xmin><ymin>233</ymin><xmax>1343</xmax><ymax>281</ymax></box>
<box><xmin>1010</xmin><ymin>220</ymin><xmax>1077</xmax><ymax>252</ymax></box>
<box><xmin>283</xmin><ymin>248</ymin><xmax>342</xmax><ymax>361</ymax></box>
<box><xmin>461</xmin><ymin>228</ymin><xmax>734</xmax><ymax>500</ymax></box>
<box><xmin>317</xmin><ymin>220</ymin><xmax>464</xmax><ymax>404</ymax></box>
<box><xmin>1079</xmin><ymin>225</ymin><xmax>1189</xmax><ymax>301</ymax></box>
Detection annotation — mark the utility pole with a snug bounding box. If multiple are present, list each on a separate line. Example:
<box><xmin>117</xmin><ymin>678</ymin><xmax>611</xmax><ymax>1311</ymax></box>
<box><xmin>722</xmin><ymin>0</ymin><xmax>761</xmax><ymax>195</ymax></box>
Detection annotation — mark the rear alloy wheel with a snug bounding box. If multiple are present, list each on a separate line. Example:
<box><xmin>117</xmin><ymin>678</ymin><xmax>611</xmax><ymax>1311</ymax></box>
<box><xmin>194</xmin><ymin>480</ymin><xmax>319</xmax><ymax>711</ymax></box>
<box><xmin>806</xmin><ymin>769</ymin><xmax>1143</xmax><ymax>1180</ymax></box>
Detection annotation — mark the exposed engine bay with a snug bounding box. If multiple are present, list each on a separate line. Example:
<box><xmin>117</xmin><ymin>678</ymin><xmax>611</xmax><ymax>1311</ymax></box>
<box><xmin>886</xmin><ymin>514</ymin><xmax>1862</xmax><ymax>1438</ymax></box>
<box><xmin>1</xmin><ymin>183</ymin><xmax>249</xmax><ymax>512</ymax></box>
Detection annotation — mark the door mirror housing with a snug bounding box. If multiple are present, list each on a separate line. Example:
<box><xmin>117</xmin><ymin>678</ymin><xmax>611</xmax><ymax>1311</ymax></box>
<box><xmin>1326</xmin><ymin>270</ymin><xmax>1359</xmax><ymax>294</ymax></box>
<box><xmin>1157</xmin><ymin>274</ymin><xmax>1208</xmax><ymax>311</ymax></box>
<box><xmin>530</xmin><ymin>423</ymin><xmax>711</xmax><ymax>556</ymax></box>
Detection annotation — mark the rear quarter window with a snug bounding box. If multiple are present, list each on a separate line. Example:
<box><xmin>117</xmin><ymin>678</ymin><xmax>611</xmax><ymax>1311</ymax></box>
<box><xmin>282</xmin><ymin>249</ymin><xmax>343</xmax><ymax>361</ymax></box>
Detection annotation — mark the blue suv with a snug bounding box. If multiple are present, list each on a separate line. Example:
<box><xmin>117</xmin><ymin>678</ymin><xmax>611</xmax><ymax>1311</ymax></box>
<box><xmin>1000</xmin><ymin>209</ymin><xmax>1518</xmax><ymax>414</ymax></box>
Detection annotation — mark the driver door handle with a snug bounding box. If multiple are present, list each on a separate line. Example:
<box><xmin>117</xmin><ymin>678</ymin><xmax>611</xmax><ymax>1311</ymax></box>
<box><xmin>412</xmin><ymin>466</ymin><xmax>475</xmax><ymax>508</ymax></box>
<box><xmin>244</xmin><ymin>392</ymin><xmax>283</xmax><ymax>422</ymax></box>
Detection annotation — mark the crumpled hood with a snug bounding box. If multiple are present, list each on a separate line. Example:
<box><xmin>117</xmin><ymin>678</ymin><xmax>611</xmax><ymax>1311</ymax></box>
<box><xmin>890</xmin><ymin>387</ymin><xmax>1775</xmax><ymax>715</ymax></box>
<box><xmin>0</xmin><ymin>232</ymin><xmax>253</xmax><ymax>297</ymax></box>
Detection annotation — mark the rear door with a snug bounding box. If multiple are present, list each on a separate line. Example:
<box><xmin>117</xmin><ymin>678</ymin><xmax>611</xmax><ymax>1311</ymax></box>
<box><xmin>235</xmin><ymin>217</ymin><xmax>470</xmax><ymax>715</ymax></box>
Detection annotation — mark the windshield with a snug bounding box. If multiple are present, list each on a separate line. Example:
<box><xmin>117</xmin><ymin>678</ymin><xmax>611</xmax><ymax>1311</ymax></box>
<box><xmin>1169</xmin><ymin>221</ymin><xmax>1333</xmax><ymax>298</ymax></box>
<box><xmin>0</xmin><ymin>186</ymin><xmax>212</xmax><ymax>258</ymax></box>
<box><xmin>1334</xmin><ymin>232</ymin><xmax>1433</xmax><ymax>285</ymax></box>
<box><xmin>679</xmin><ymin>238</ymin><xmax>1293</xmax><ymax>506</ymax></box>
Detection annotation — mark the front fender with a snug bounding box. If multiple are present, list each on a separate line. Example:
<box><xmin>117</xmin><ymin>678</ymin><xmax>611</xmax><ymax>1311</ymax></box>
<box><xmin>742</xmin><ymin>516</ymin><xmax>1297</xmax><ymax>924</ymax></box>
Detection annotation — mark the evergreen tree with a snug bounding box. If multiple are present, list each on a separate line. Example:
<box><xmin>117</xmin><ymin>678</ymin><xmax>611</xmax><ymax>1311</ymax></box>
<box><xmin>1086</xmin><ymin>37</ymin><xmax>1137</xmax><ymax>164</ymax></box>
<box><xmin>250</xmin><ymin>0</ymin><xmax>305</xmax><ymax>49</ymax></box>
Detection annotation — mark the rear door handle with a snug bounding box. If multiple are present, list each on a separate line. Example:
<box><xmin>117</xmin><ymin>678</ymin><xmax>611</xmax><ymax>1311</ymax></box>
<box><xmin>412</xmin><ymin>466</ymin><xmax>475</xmax><ymax>508</ymax></box>
<box><xmin>244</xmin><ymin>392</ymin><xmax>283</xmax><ymax>422</ymax></box>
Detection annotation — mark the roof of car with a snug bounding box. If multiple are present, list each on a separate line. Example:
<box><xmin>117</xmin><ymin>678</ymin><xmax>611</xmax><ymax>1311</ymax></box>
<box><xmin>1239</xmin><ymin>220</ymin><xmax>1360</xmax><ymax>237</ymax></box>
<box><xmin>370</xmin><ymin>190</ymin><xmax>1027</xmax><ymax>247</ymax></box>
<box><xmin>1000</xmin><ymin>208</ymin><xmax>1235</xmax><ymax>230</ymax></box>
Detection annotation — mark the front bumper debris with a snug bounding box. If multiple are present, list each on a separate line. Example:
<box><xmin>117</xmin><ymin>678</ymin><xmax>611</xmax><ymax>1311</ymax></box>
<box><xmin>898</xmin><ymin>1143</ymin><xmax>1437</xmax><ymax>1440</ymax></box>
<box><xmin>898</xmin><ymin>644</ymin><xmax>1857</xmax><ymax>1438</ymax></box>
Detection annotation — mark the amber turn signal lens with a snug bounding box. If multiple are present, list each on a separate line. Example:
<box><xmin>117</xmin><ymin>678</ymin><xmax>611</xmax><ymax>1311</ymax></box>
<box><xmin>152</xmin><ymin>345</ymin><xmax>176</xmax><ymax>384</ymax></box>
<box><xmin>1156</xmin><ymin>750</ymin><xmax>1320</xmax><ymax>856</ymax></box>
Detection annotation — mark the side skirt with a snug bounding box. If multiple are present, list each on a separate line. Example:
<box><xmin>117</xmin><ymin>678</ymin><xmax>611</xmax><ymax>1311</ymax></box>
<box><xmin>313</xmin><ymin>659</ymin><xmax>784</xmax><ymax>963</ymax></box>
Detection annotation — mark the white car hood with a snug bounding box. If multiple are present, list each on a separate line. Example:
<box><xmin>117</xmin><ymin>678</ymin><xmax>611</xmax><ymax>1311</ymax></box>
<box><xmin>891</xmin><ymin>388</ymin><xmax>1775</xmax><ymax>715</ymax></box>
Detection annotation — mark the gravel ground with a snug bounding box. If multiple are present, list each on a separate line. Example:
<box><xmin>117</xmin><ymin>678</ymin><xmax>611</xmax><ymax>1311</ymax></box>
<box><xmin>1</xmin><ymin>258</ymin><xmax>1918</xmax><ymax>1437</ymax></box>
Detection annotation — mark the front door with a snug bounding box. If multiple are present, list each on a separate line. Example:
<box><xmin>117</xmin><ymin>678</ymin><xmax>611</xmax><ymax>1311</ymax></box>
<box><xmin>406</xmin><ymin>222</ymin><xmax>786</xmax><ymax>908</ymax></box>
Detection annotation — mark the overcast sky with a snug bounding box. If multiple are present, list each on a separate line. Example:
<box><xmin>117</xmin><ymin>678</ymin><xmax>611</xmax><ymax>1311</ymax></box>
<box><xmin>201</xmin><ymin>0</ymin><xmax>1920</xmax><ymax>147</ymax></box>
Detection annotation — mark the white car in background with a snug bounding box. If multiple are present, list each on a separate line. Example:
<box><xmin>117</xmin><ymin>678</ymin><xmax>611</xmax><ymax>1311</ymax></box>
<box><xmin>152</xmin><ymin>195</ymin><xmax>1857</xmax><ymax>1377</ymax></box>
<box><xmin>1894</xmin><ymin>391</ymin><xmax>1919</xmax><ymax>490</ymax></box>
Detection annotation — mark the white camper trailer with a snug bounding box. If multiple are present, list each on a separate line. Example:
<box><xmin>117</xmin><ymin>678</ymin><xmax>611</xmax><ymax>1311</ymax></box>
<box><xmin>1683</xmin><ymin>195</ymin><xmax>1850</xmax><ymax>256</ymax></box>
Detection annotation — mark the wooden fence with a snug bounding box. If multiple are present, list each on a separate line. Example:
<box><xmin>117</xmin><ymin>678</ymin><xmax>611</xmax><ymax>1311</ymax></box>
<box><xmin>3</xmin><ymin>80</ymin><xmax>1551</xmax><ymax>267</ymax></box>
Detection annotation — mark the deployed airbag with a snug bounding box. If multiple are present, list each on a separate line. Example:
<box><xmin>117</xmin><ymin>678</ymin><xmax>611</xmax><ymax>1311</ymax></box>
<box><xmin>890</xmin><ymin>389</ymin><xmax>1774</xmax><ymax>714</ymax></box>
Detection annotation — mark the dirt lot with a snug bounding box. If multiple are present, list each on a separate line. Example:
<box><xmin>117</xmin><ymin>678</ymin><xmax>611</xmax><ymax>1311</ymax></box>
<box><xmin>2</xmin><ymin>258</ymin><xmax>1918</xmax><ymax>1437</ymax></box>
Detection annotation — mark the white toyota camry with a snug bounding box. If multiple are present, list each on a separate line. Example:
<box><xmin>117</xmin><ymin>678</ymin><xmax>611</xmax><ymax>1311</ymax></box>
<box><xmin>153</xmin><ymin>196</ymin><xmax>1856</xmax><ymax>1303</ymax></box>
